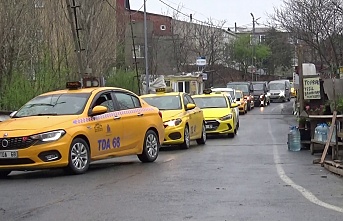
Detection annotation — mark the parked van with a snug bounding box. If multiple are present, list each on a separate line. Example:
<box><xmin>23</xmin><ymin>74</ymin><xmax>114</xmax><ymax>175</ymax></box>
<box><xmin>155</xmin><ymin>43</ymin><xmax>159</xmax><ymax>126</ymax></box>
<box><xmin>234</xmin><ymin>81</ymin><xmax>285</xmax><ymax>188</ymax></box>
<box><xmin>268</xmin><ymin>80</ymin><xmax>291</xmax><ymax>102</ymax></box>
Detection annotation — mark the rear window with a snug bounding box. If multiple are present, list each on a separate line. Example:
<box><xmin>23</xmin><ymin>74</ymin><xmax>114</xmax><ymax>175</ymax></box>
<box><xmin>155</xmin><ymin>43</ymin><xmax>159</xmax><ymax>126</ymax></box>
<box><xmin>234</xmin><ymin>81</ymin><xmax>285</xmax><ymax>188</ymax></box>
<box><xmin>193</xmin><ymin>97</ymin><xmax>228</xmax><ymax>108</ymax></box>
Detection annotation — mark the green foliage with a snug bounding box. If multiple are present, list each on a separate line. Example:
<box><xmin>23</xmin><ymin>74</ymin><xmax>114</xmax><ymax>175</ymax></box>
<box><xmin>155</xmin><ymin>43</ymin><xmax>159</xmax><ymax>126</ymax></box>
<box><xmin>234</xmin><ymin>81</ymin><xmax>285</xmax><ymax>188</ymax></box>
<box><xmin>264</xmin><ymin>28</ymin><xmax>293</xmax><ymax>75</ymax></box>
<box><xmin>105</xmin><ymin>69</ymin><xmax>140</xmax><ymax>95</ymax></box>
<box><xmin>0</xmin><ymin>50</ymin><xmax>71</xmax><ymax>111</ymax></box>
<box><xmin>230</xmin><ymin>34</ymin><xmax>271</xmax><ymax>72</ymax></box>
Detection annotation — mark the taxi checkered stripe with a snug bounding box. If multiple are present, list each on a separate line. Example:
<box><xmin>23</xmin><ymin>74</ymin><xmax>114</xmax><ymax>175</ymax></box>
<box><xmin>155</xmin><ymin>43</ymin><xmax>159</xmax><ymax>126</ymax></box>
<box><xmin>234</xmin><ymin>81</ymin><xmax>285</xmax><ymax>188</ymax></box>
<box><xmin>73</xmin><ymin>107</ymin><xmax>156</xmax><ymax>124</ymax></box>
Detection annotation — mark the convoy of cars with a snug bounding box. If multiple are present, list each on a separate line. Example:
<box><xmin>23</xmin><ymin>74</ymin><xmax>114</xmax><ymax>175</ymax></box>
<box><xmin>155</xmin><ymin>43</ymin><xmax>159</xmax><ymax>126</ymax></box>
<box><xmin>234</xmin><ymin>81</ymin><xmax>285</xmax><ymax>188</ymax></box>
<box><xmin>0</xmin><ymin>79</ymin><xmax>294</xmax><ymax>177</ymax></box>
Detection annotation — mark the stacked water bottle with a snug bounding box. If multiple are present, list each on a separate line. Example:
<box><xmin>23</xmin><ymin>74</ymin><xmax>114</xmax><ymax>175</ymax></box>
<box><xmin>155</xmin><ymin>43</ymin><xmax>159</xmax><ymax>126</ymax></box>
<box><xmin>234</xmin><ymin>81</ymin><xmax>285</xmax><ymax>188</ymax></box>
<box><xmin>314</xmin><ymin>123</ymin><xmax>336</xmax><ymax>143</ymax></box>
<box><xmin>288</xmin><ymin>126</ymin><xmax>301</xmax><ymax>151</ymax></box>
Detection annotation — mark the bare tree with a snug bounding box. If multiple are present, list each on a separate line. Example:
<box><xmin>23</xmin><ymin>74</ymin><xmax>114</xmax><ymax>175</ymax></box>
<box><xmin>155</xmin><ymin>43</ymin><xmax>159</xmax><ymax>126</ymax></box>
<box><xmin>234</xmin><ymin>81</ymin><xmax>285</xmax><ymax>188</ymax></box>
<box><xmin>272</xmin><ymin>0</ymin><xmax>343</xmax><ymax>73</ymax></box>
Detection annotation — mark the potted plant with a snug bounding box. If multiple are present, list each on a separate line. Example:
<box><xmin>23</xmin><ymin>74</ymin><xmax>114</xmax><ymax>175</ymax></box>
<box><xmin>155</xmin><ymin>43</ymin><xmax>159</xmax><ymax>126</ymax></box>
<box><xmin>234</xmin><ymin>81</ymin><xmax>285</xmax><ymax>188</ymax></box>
<box><xmin>297</xmin><ymin>116</ymin><xmax>307</xmax><ymax>129</ymax></box>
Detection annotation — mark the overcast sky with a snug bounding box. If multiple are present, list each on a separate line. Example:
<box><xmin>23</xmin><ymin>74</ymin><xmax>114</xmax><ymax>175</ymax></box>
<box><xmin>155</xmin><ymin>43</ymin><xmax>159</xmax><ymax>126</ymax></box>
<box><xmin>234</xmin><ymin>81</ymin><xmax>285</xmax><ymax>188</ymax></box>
<box><xmin>130</xmin><ymin>0</ymin><xmax>284</xmax><ymax>28</ymax></box>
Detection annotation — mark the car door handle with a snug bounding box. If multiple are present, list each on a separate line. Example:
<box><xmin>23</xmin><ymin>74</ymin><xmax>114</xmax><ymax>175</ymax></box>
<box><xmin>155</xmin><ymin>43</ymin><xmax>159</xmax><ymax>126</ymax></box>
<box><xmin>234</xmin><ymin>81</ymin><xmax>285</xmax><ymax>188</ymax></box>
<box><xmin>137</xmin><ymin>113</ymin><xmax>144</xmax><ymax>117</ymax></box>
<box><xmin>114</xmin><ymin>116</ymin><xmax>121</xmax><ymax>120</ymax></box>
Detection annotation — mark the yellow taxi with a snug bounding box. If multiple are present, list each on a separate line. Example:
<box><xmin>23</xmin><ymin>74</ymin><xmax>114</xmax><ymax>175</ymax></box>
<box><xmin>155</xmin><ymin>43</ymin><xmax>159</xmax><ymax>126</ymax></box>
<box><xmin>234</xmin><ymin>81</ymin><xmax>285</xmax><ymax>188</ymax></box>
<box><xmin>290</xmin><ymin>82</ymin><xmax>297</xmax><ymax>97</ymax></box>
<box><xmin>140</xmin><ymin>88</ymin><xmax>206</xmax><ymax>149</ymax></box>
<box><xmin>235</xmin><ymin>90</ymin><xmax>248</xmax><ymax>114</ymax></box>
<box><xmin>192</xmin><ymin>89</ymin><xmax>239</xmax><ymax>138</ymax></box>
<box><xmin>0</xmin><ymin>82</ymin><xmax>164</xmax><ymax>178</ymax></box>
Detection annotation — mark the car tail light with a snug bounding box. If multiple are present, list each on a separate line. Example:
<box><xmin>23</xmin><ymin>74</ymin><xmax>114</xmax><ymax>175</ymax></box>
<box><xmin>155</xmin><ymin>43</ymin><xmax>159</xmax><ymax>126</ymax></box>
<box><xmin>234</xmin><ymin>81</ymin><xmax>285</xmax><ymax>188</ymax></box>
<box><xmin>158</xmin><ymin>111</ymin><xmax>162</xmax><ymax>118</ymax></box>
<box><xmin>260</xmin><ymin>94</ymin><xmax>265</xmax><ymax>101</ymax></box>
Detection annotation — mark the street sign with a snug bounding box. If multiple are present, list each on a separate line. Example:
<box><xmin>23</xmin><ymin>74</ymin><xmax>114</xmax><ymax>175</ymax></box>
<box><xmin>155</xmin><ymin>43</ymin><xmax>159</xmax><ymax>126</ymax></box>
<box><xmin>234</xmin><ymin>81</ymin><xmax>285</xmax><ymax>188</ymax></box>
<box><xmin>196</xmin><ymin>57</ymin><xmax>207</xmax><ymax>66</ymax></box>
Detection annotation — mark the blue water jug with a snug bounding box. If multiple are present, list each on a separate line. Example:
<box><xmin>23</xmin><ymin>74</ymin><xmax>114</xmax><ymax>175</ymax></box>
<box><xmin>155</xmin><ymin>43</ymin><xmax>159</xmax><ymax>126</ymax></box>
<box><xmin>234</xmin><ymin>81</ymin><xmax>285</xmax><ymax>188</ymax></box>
<box><xmin>288</xmin><ymin>126</ymin><xmax>301</xmax><ymax>151</ymax></box>
<box><xmin>314</xmin><ymin>124</ymin><xmax>322</xmax><ymax>141</ymax></box>
<box><xmin>320</xmin><ymin>123</ymin><xmax>328</xmax><ymax>142</ymax></box>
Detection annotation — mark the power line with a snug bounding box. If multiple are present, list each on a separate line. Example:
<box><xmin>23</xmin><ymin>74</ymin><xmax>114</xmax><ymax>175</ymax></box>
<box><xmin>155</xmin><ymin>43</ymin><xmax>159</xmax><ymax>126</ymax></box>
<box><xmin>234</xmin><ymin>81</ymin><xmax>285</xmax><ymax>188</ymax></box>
<box><xmin>157</xmin><ymin>0</ymin><xmax>227</xmax><ymax>29</ymax></box>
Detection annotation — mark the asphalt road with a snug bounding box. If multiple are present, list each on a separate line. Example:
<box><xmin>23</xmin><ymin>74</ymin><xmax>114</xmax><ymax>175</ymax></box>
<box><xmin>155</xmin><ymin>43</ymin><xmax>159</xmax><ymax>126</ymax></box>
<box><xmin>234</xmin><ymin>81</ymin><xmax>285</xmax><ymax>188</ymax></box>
<box><xmin>1</xmin><ymin>99</ymin><xmax>343</xmax><ymax>221</ymax></box>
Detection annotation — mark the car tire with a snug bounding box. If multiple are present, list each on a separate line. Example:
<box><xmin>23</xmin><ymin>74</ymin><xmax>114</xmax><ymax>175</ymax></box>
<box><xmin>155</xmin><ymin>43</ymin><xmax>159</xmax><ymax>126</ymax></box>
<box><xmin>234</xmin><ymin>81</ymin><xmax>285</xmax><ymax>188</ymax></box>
<box><xmin>180</xmin><ymin>126</ymin><xmax>190</xmax><ymax>149</ymax></box>
<box><xmin>65</xmin><ymin>138</ymin><xmax>90</xmax><ymax>175</ymax></box>
<box><xmin>196</xmin><ymin>123</ymin><xmax>206</xmax><ymax>145</ymax></box>
<box><xmin>228</xmin><ymin>132</ymin><xmax>235</xmax><ymax>138</ymax></box>
<box><xmin>0</xmin><ymin>170</ymin><xmax>11</xmax><ymax>178</ymax></box>
<box><xmin>138</xmin><ymin>130</ymin><xmax>159</xmax><ymax>162</ymax></box>
<box><xmin>247</xmin><ymin>102</ymin><xmax>251</xmax><ymax>111</ymax></box>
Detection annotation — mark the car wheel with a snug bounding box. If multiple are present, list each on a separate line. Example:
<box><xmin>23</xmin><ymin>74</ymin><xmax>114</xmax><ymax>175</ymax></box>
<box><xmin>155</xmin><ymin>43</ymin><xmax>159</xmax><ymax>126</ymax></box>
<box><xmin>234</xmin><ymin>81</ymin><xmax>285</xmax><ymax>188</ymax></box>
<box><xmin>65</xmin><ymin>138</ymin><xmax>90</xmax><ymax>175</ymax></box>
<box><xmin>180</xmin><ymin>126</ymin><xmax>190</xmax><ymax>149</ymax></box>
<box><xmin>237</xmin><ymin>120</ymin><xmax>240</xmax><ymax>129</ymax></box>
<box><xmin>228</xmin><ymin>132</ymin><xmax>235</xmax><ymax>138</ymax></box>
<box><xmin>196</xmin><ymin>123</ymin><xmax>206</xmax><ymax>145</ymax></box>
<box><xmin>138</xmin><ymin>130</ymin><xmax>159</xmax><ymax>162</ymax></box>
<box><xmin>0</xmin><ymin>170</ymin><xmax>11</xmax><ymax>178</ymax></box>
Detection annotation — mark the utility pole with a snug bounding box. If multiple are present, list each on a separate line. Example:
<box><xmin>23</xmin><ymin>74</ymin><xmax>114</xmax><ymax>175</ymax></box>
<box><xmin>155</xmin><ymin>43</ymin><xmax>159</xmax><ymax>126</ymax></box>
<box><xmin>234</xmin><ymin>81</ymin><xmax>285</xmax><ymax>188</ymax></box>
<box><xmin>143</xmin><ymin>0</ymin><xmax>149</xmax><ymax>94</ymax></box>
<box><xmin>250</xmin><ymin>13</ymin><xmax>255</xmax><ymax>82</ymax></box>
<box><xmin>129</xmin><ymin>16</ymin><xmax>141</xmax><ymax>95</ymax></box>
<box><xmin>66</xmin><ymin>0</ymin><xmax>84</xmax><ymax>86</ymax></box>
<box><xmin>298</xmin><ymin>45</ymin><xmax>304</xmax><ymax>113</ymax></box>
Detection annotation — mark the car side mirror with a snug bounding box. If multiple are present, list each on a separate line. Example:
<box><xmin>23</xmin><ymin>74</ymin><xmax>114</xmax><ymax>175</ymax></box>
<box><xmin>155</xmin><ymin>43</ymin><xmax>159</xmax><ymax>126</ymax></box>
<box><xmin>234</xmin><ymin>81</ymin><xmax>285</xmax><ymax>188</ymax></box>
<box><xmin>91</xmin><ymin>105</ymin><xmax>108</xmax><ymax>116</ymax></box>
<box><xmin>9</xmin><ymin>111</ymin><xmax>17</xmax><ymax>118</ymax></box>
<box><xmin>185</xmin><ymin>103</ymin><xmax>196</xmax><ymax>110</ymax></box>
<box><xmin>286</xmin><ymin>87</ymin><xmax>289</xmax><ymax>90</ymax></box>
<box><xmin>231</xmin><ymin>103</ymin><xmax>239</xmax><ymax>108</ymax></box>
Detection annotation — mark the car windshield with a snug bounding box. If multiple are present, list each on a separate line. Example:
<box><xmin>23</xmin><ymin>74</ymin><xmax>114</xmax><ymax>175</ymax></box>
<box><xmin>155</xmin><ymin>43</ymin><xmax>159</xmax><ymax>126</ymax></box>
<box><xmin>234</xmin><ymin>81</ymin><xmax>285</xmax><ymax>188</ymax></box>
<box><xmin>142</xmin><ymin>95</ymin><xmax>182</xmax><ymax>110</ymax></box>
<box><xmin>193</xmin><ymin>97</ymin><xmax>228</xmax><ymax>108</ymax></box>
<box><xmin>269</xmin><ymin>83</ymin><xmax>284</xmax><ymax>90</ymax></box>
<box><xmin>227</xmin><ymin>84</ymin><xmax>249</xmax><ymax>93</ymax></box>
<box><xmin>253</xmin><ymin>83</ymin><xmax>264</xmax><ymax>90</ymax></box>
<box><xmin>14</xmin><ymin>93</ymin><xmax>90</xmax><ymax>117</ymax></box>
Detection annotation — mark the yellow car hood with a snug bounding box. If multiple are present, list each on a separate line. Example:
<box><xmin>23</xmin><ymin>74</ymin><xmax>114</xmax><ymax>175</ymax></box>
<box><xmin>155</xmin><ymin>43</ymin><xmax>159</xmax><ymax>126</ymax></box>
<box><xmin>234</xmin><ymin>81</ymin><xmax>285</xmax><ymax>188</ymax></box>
<box><xmin>0</xmin><ymin>115</ymin><xmax>77</xmax><ymax>136</ymax></box>
<box><xmin>201</xmin><ymin>108</ymin><xmax>231</xmax><ymax>119</ymax></box>
<box><xmin>160</xmin><ymin>110</ymin><xmax>184</xmax><ymax>122</ymax></box>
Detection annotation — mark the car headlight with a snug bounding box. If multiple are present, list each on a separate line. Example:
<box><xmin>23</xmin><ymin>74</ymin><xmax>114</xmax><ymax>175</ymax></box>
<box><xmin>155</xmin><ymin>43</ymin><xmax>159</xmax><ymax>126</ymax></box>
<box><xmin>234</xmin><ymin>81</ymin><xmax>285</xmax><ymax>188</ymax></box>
<box><xmin>219</xmin><ymin>114</ymin><xmax>232</xmax><ymax>121</ymax></box>
<box><xmin>30</xmin><ymin>130</ymin><xmax>66</xmax><ymax>142</ymax></box>
<box><xmin>164</xmin><ymin>118</ymin><xmax>182</xmax><ymax>127</ymax></box>
<box><xmin>279</xmin><ymin>91</ymin><xmax>285</xmax><ymax>96</ymax></box>
<box><xmin>267</xmin><ymin>92</ymin><xmax>271</xmax><ymax>96</ymax></box>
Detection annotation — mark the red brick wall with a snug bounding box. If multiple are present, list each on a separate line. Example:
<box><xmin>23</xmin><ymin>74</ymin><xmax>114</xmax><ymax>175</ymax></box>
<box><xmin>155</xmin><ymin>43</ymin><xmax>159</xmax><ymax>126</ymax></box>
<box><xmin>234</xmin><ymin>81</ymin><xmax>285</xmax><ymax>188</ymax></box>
<box><xmin>116</xmin><ymin>0</ymin><xmax>172</xmax><ymax>36</ymax></box>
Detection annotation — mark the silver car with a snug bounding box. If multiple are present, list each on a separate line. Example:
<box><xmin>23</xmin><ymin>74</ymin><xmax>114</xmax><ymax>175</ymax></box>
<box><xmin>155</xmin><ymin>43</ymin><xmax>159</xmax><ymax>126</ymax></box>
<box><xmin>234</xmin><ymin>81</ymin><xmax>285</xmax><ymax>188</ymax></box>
<box><xmin>268</xmin><ymin>80</ymin><xmax>291</xmax><ymax>102</ymax></box>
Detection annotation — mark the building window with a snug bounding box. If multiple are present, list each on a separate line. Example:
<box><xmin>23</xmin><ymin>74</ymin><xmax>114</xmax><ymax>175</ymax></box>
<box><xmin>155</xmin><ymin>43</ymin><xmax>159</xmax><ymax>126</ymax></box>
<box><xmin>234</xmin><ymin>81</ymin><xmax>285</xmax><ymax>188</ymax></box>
<box><xmin>259</xmin><ymin>35</ymin><xmax>266</xmax><ymax>43</ymax></box>
<box><xmin>133</xmin><ymin>45</ymin><xmax>144</xmax><ymax>58</ymax></box>
<box><xmin>34</xmin><ymin>0</ymin><xmax>44</xmax><ymax>8</ymax></box>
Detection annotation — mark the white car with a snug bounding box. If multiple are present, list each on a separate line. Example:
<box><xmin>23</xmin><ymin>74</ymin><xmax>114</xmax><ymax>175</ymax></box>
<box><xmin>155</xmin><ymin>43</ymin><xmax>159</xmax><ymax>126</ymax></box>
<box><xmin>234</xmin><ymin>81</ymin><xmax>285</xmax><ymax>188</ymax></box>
<box><xmin>211</xmin><ymin>88</ymin><xmax>240</xmax><ymax>128</ymax></box>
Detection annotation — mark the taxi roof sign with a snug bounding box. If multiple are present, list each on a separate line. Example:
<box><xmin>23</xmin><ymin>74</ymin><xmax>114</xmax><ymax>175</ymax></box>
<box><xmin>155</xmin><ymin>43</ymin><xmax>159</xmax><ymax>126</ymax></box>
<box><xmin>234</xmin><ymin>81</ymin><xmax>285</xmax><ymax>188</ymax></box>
<box><xmin>66</xmin><ymin>81</ymin><xmax>81</xmax><ymax>90</ymax></box>
<box><xmin>156</xmin><ymin>88</ymin><xmax>166</xmax><ymax>93</ymax></box>
<box><xmin>203</xmin><ymin>88</ymin><xmax>212</xmax><ymax>94</ymax></box>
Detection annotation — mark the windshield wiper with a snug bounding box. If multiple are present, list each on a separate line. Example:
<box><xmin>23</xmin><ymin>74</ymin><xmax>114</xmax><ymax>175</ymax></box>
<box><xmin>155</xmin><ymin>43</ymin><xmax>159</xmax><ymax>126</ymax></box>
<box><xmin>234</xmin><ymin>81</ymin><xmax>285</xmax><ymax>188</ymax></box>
<box><xmin>28</xmin><ymin>102</ymin><xmax>66</xmax><ymax>107</ymax></box>
<box><xmin>35</xmin><ymin>113</ymin><xmax>58</xmax><ymax>116</ymax></box>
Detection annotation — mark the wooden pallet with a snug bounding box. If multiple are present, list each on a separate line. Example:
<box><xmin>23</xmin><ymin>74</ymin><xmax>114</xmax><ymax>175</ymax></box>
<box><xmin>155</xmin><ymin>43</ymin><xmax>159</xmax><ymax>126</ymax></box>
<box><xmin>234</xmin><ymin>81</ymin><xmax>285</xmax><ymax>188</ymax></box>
<box><xmin>323</xmin><ymin>161</ymin><xmax>343</xmax><ymax>176</ymax></box>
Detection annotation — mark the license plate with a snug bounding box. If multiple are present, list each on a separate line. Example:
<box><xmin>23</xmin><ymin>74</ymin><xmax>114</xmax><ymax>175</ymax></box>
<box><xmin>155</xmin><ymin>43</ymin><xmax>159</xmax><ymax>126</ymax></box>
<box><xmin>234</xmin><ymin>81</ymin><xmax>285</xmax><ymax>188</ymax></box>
<box><xmin>205</xmin><ymin>125</ymin><xmax>213</xmax><ymax>129</ymax></box>
<box><xmin>0</xmin><ymin>151</ymin><xmax>18</xmax><ymax>159</ymax></box>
